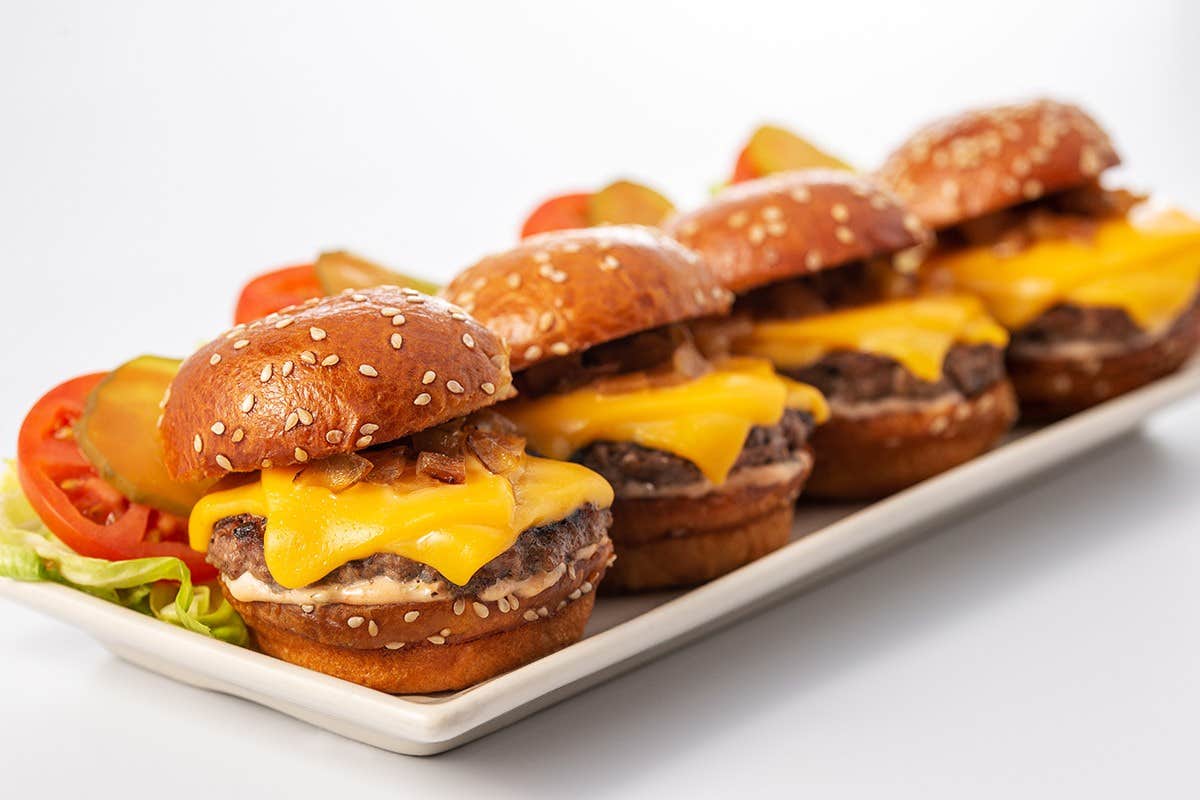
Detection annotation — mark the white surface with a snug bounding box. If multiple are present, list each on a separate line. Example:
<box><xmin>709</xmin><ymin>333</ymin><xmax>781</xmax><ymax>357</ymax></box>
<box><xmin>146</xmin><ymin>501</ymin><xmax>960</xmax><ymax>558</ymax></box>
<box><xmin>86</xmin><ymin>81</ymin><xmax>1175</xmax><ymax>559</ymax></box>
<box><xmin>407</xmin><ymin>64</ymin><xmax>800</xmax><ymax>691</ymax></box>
<box><xmin>7</xmin><ymin>367</ymin><xmax>1194</xmax><ymax>756</ymax></box>
<box><xmin>1</xmin><ymin>0</ymin><xmax>1198</xmax><ymax>793</ymax></box>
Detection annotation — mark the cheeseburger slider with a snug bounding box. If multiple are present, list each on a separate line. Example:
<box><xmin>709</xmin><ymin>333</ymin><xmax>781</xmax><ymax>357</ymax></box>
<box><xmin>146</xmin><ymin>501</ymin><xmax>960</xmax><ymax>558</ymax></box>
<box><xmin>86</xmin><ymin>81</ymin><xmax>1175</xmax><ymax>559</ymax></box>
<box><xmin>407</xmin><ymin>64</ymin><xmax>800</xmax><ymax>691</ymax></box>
<box><xmin>668</xmin><ymin>171</ymin><xmax>1018</xmax><ymax>500</ymax></box>
<box><xmin>160</xmin><ymin>287</ymin><xmax>615</xmax><ymax>693</ymax></box>
<box><xmin>444</xmin><ymin>226</ymin><xmax>828</xmax><ymax>592</ymax></box>
<box><xmin>879</xmin><ymin>99</ymin><xmax>1200</xmax><ymax>418</ymax></box>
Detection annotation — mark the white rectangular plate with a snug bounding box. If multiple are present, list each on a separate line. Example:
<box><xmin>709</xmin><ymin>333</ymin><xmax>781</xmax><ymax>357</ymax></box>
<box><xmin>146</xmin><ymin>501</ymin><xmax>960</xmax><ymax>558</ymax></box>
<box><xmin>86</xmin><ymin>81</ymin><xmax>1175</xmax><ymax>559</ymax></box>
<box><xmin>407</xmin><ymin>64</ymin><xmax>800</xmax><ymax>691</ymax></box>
<box><xmin>4</xmin><ymin>362</ymin><xmax>1199</xmax><ymax>755</ymax></box>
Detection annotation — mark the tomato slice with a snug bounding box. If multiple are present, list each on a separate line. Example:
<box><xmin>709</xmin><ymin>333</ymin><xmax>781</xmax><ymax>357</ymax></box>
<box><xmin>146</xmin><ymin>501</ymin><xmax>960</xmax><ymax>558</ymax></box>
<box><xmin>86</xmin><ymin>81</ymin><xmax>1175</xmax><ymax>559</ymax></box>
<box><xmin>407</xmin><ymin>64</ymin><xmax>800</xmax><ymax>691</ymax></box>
<box><xmin>731</xmin><ymin>145</ymin><xmax>760</xmax><ymax>184</ymax></box>
<box><xmin>233</xmin><ymin>264</ymin><xmax>322</xmax><ymax>324</ymax></box>
<box><xmin>520</xmin><ymin>193</ymin><xmax>592</xmax><ymax>238</ymax></box>
<box><xmin>16</xmin><ymin>374</ymin><xmax>216</xmax><ymax>580</ymax></box>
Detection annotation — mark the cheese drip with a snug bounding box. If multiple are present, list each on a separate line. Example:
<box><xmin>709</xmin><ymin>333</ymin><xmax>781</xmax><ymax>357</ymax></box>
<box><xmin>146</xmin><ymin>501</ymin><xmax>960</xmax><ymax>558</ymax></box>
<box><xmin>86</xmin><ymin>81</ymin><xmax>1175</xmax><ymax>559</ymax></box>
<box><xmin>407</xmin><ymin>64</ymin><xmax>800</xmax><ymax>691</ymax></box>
<box><xmin>927</xmin><ymin>205</ymin><xmax>1200</xmax><ymax>332</ymax></box>
<box><xmin>501</xmin><ymin>357</ymin><xmax>827</xmax><ymax>486</ymax></box>
<box><xmin>739</xmin><ymin>295</ymin><xmax>1009</xmax><ymax>382</ymax></box>
<box><xmin>188</xmin><ymin>453</ymin><xmax>613</xmax><ymax>590</ymax></box>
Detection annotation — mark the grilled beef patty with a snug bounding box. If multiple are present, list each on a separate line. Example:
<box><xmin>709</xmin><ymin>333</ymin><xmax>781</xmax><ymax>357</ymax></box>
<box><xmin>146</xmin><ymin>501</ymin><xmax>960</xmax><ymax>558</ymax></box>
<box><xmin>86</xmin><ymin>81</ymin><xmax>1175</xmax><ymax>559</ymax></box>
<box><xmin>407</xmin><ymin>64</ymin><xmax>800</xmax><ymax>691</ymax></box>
<box><xmin>1012</xmin><ymin>295</ymin><xmax>1200</xmax><ymax>349</ymax></box>
<box><xmin>784</xmin><ymin>344</ymin><xmax>1006</xmax><ymax>405</ymax></box>
<box><xmin>206</xmin><ymin>503</ymin><xmax>611</xmax><ymax>597</ymax></box>
<box><xmin>572</xmin><ymin>408</ymin><xmax>814</xmax><ymax>491</ymax></box>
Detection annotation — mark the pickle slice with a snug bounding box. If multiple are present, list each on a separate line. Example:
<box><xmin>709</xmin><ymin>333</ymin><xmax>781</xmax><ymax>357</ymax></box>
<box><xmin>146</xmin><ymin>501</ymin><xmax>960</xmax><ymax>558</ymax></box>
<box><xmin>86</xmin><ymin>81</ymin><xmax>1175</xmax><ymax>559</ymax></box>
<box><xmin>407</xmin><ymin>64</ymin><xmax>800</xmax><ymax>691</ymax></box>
<box><xmin>75</xmin><ymin>356</ymin><xmax>216</xmax><ymax>516</ymax></box>
<box><xmin>744</xmin><ymin>125</ymin><xmax>853</xmax><ymax>176</ymax></box>
<box><xmin>313</xmin><ymin>250</ymin><xmax>441</xmax><ymax>297</ymax></box>
<box><xmin>587</xmin><ymin>180</ymin><xmax>675</xmax><ymax>227</ymax></box>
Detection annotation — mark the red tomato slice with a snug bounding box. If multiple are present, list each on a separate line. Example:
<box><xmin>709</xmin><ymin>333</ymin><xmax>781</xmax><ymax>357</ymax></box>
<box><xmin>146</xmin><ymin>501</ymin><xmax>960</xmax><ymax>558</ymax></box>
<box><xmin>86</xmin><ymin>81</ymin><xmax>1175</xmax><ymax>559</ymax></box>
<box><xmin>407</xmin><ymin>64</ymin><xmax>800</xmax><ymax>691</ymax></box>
<box><xmin>520</xmin><ymin>193</ymin><xmax>592</xmax><ymax>238</ymax></box>
<box><xmin>233</xmin><ymin>264</ymin><xmax>322</xmax><ymax>324</ymax></box>
<box><xmin>731</xmin><ymin>145</ymin><xmax>760</xmax><ymax>184</ymax></box>
<box><xmin>17</xmin><ymin>374</ymin><xmax>216</xmax><ymax>580</ymax></box>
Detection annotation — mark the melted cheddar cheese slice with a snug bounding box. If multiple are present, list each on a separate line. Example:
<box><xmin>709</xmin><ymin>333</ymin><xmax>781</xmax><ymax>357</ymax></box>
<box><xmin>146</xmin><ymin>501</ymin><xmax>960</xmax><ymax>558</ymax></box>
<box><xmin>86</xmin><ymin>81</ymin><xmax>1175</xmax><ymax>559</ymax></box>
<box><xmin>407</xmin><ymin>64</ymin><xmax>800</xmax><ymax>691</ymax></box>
<box><xmin>927</xmin><ymin>205</ymin><xmax>1200</xmax><ymax>332</ymax></box>
<box><xmin>502</xmin><ymin>357</ymin><xmax>828</xmax><ymax>486</ymax></box>
<box><xmin>188</xmin><ymin>454</ymin><xmax>613</xmax><ymax>589</ymax></box>
<box><xmin>739</xmin><ymin>295</ymin><xmax>1009</xmax><ymax>382</ymax></box>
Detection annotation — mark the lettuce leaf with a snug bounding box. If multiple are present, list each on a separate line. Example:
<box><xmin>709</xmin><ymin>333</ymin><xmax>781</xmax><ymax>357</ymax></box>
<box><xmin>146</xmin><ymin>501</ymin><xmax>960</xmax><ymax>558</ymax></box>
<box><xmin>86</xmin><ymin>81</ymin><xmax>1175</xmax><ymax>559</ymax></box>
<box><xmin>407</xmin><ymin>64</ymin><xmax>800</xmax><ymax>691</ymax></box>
<box><xmin>0</xmin><ymin>462</ymin><xmax>248</xmax><ymax>646</ymax></box>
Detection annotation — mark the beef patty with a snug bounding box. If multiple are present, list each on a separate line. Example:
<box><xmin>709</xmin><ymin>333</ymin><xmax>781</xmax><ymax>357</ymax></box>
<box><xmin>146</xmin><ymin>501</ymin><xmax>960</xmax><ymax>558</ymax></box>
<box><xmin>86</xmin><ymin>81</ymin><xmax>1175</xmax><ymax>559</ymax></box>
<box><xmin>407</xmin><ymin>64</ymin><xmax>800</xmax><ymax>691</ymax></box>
<box><xmin>572</xmin><ymin>408</ymin><xmax>814</xmax><ymax>491</ymax></box>
<box><xmin>1011</xmin><ymin>295</ymin><xmax>1200</xmax><ymax>350</ymax></box>
<box><xmin>785</xmin><ymin>344</ymin><xmax>1006</xmax><ymax>405</ymax></box>
<box><xmin>206</xmin><ymin>503</ymin><xmax>611</xmax><ymax>597</ymax></box>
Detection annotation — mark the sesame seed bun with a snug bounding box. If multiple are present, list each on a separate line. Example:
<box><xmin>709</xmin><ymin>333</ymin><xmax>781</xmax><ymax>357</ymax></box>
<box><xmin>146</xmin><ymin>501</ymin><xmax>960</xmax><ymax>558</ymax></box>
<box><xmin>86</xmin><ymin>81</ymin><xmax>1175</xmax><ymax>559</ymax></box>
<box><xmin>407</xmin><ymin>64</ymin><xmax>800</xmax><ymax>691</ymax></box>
<box><xmin>161</xmin><ymin>287</ymin><xmax>514</xmax><ymax>481</ymax></box>
<box><xmin>805</xmin><ymin>381</ymin><xmax>1018</xmax><ymax>500</ymax></box>
<box><xmin>225</xmin><ymin>537</ymin><xmax>612</xmax><ymax>694</ymax></box>
<box><xmin>878</xmin><ymin>99</ymin><xmax>1121</xmax><ymax>229</ymax></box>
<box><xmin>443</xmin><ymin>225</ymin><xmax>733</xmax><ymax>371</ymax></box>
<box><xmin>601</xmin><ymin>455</ymin><xmax>811</xmax><ymax>592</ymax></box>
<box><xmin>666</xmin><ymin>170</ymin><xmax>931</xmax><ymax>294</ymax></box>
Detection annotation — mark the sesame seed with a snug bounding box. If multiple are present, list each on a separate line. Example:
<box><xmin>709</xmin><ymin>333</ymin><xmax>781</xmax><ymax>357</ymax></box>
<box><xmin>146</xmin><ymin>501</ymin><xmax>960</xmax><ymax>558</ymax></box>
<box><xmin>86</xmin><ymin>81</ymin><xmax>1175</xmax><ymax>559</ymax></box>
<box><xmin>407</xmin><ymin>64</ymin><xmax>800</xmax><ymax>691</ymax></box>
<box><xmin>233</xmin><ymin>339</ymin><xmax>249</xmax><ymax>350</ymax></box>
<box><xmin>563</xmin><ymin>242</ymin><xmax>582</xmax><ymax>253</ymax></box>
<box><xmin>440</xmin><ymin>628</ymin><xmax>451</xmax><ymax>637</ymax></box>
<box><xmin>274</xmin><ymin>317</ymin><xmax>294</xmax><ymax>329</ymax></box>
<box><xmin>281</xmin><ymin>360</ymin><xmax>294</xmax><ymax>377</ymax></box>
<box><xmin>762</xmin><ymin>205</ymin><xmax>783</xmax><ymax>221</ymax></box>
<box><xmin>358</xmin><ymin>364</ymin><xmax>379</xmax><ymax>377</ymax></box>
<box><xmin>401</xmin><ymin>287</ymin><xmax>420</xmax><ymax>296</ymax></box>
<box><xmin>368</xmin><ymin>620</ymin><xmax>379</xmax><ymax>636</ymax></box>
<box><xmin>533</xmin><ymin>251</ymin><xmax>551</xmax><ymax>263</ymax></box>
<box><xmin>550</xmin><ymin>342</ymin><xmax>571</xmax><ymax>357</ymax></box>
<box><xmin>693</xmin><ymin>288</ymin><xmax>706</xmax><ymax>305</ymax></box>
<box><xmin>385</xmin><ymin>642</ymin><xmax>405</xmax><ymax>650</ymax></box>
<box><xmin>294</xmin><ymin>447</ymin><xmax>309</xmax><ymax>462</ymax></box>
<box><xmin>790</xmin><ymin>187</ymin><xmax>811</xmax><ymax>203</ymax></box>
<box><xmin>453</xmin><ymin>598</ymin><xmax>466</xmax><ymax>616</ymax></box>
<box><xmin>355</xmin><ymin>435</ymin><xmax>373</xmax><ymax>448</ymax></box>
<box><xmin>727</xmin><ymin>210</ymin><xmax>749</xmax><ymax>228</ymax></box>
<box><xmin>296</xmin><ymin>408</ymin><xmax>313</xmax><ymax>425</ymax></box>
<box><xmin>498</xmin><ymin>596</ymin><xmax>511</xmax><ymax>613</ymax></box>
<box><xmin>299</xmin><ymin>350</ymin><xmax>317</xmax><ymax>365</ymax></box>
<box><xmin>413</xmin><ymin>393</ymin><xmax>432</xmax><ymax>406</ymax></box>
<box><xmin>473</xmin><ymin>602</ymin><xmax>489</xmax><ymax>618</ymax></box>
<box><xmin>930</xmin><ymin>416</ymin><xmax>949</xmax><ymax>435</ymax></box>
<box><xmin>766</xmin><ymin>222</ymin><xmax>787</xmax><ymax>237</ymax></box>
<box><xmin>259</xmin><ymin>364</ymin><xmax>272</xmax><ymax>383</ymax></box>
<box><xmin>209</xmin><ymin>353</ymin><xmax>222</xmax><ymax>366</ymax></box>
<box><xmin>446</xmin><ymin>380</ymin><xmax>465</xmax><ymax>394</ymax></box>
<box><xmin>581</xmin><ymin>580</ymin><xmax>594</xmax><ymax>594</ymax></box>
<box><xmin>1022</xmin><ymin>179</ymin><xmax>1044</xmax><ymax>199</ymax></box>
<box><xmin>404</xmin><ymin>610</ymin><xmax>420</xmax><ymax>623</ymax></box>
<box><xmin>325</xmin><ymin>429</ymin><xmax>344</xmax><ymax>444</ymax></box>
<box><xmin>748</xmin><ymin>224</ymin><xmax>766</xmax><ymax>245</ymax></box>
<box><xmin>427</xmin><ymin>636</ymin><xmax>446</xmax><ymax>645</ymax></box>
<box><xmin>602</xmin><ymin>254</ymin><xmax>620</xmax><ymax>270</ymax></box>
<box><xmin>210</xmin><ymin>422</ymin><xmax>226</xmax><ymax>435</ymax></box>
<box><xmin>390</xmin><ymin>333</ymin><xmax>403</xmax><ymax>349</ymax></box>
<box><xmin>538</xmin><ymin>311</ymin><xmax>556</xmax><ymax>332</ymax></box>
<box><xmin>391</xmin><ymin>314</ymin><xmax>406</xmax><ymax>326</ymax></box>
<box><xmin>805</xmin><ymin>252</ymin><xmax>823</xmax><ymax>270</ymax></box>
<box><xmin>347</xmin><ymin>616</ymin><xmax>365</xmax><ymax>628</ymax></box>
<box><xmin>301</xmin><ymin>604</ymin><xmax>314</xmax><ymax>613</ymax></box>
<box><xmin>537</xmin><ymin>606</ymin><xmax>549</xmax><ymax>618</ymax></box>
<box><xmin>261</xmin><ymin>459</ymin><xmax>273</xmax><ymax>469</ymax></box>
<box><xmin>903</xmin><ymin>213</ymin><xmax>924</xmax><ymax>234</ymax></box>
<box><xmin>830</xmin><ymin>203</ymin><xmax>849</xmax><ymax>222</ymax></box>
<box><xmin>318</xmin><ymin>354</ymin><xmax>339</xmax><ymax>367</ymax></box>
<box><xmin>352</xmin><ymin>294</ymin><xmax>367</xmax><ymax>302</ymax></box>
<box><xmin>508</xmin><ymin>595</ymin><xmax>519</xmax><ymax>610</ymax></box>
<box><xmin>231</xmin><ymin>428</ymin><xmax>245</xmax><ymax>443</ymax></box>
<box><xmin>284</xmin><ymin>412</ymin><xmax>299</xmax><ymax>431</ymax></box>
<box><xmin>215</xmin><ymin>454</ymin><xmax>233</xmax><ymax>471</ymax></box>
<box><xmin>240</xmin><ymin>394</ymin><xmax>255</xmax><ymax>413</ymax></box>
<box><xmin>422</xmin><ymin>370</ymin><xmax>436</xmax><ymax>384</ymax></box>
<box><xmin>380</xmin><ymin>306</ymin><xmax>402</xmax><ymax>316</ymax></box>
<box><xmin>462</xmin><ymin>333</ymin><xmax>475</xmax><ymax>349</ymax></box>
<box><xmin>405</xmin><ymin>294</ymin><xmax>426</xmax><ymax>304</ymax></box>
<box><xmin>568</xmin><ymin>588</ymin><xmax>582</xmax><ymax>600</ymax></box>
<box><xmin>524</xmin><ymin>345</ymin><xmax>543</xmax><ymax>361</ymax></box>
<box><xmin>835</xmin><ymin>226</ymin><xmax>855</xmax><ymax>244</ymax></box>
<box><xmin>309</xmin><ymin>327</ymin><xmax>326</xmax><ymax>341</ymax></box>
<box><xmin>193</xmin><ymin>434</ymin><xmax>203</xmax><ymax>453</ymax></box>
<box><xmin>506</xmin><ymin>273</ymin><xmax>522</xmax><ymax>289</ymax></box>
<box><xmin>481</xmin><ymin>382</ymin><xmax>496</xmax><ymax>395</ymax></box>
<box><xmin>359</xmin><ymin>423</ymin><xmax>379</xmax><ymax>435</ymax></box>
<box><xmin>523</xmin><ymin>610</ymin><xmax>539</xmax><ymax>622</ymax></box>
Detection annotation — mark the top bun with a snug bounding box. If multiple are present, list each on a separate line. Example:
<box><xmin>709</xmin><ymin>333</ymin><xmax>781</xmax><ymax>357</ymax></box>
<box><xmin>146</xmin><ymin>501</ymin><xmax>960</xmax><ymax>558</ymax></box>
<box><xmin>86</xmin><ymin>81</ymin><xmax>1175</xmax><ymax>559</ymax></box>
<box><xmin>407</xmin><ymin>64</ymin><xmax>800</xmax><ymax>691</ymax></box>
<box><xmin>666</xmin><ymin>170</ymin><xmax>930</xmax><ymax>294</ymax></box>
<box><xmin>444</xmin><ymin>225</ymin><xmax>733</xmax><ymax>371</ymax></box>
<box><xmin>161</xmin><ymin>287</ymin><xmax>513</xmax><ymax>481</ymax></box>
<box><xmin>877</xmin><ymin>98</ymin><xmax>1121</xmax><ymax>229</ymax></box>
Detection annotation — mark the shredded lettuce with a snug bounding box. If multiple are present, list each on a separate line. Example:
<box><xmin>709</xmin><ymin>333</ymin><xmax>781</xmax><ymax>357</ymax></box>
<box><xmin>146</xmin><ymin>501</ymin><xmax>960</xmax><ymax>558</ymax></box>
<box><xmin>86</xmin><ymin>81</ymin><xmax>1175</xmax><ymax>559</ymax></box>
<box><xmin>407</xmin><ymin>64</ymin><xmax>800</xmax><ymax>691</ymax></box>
<box><xmin>0</xmin><ymin>462</ymin><xmax>248</xmax><ymax>646</ymax></box>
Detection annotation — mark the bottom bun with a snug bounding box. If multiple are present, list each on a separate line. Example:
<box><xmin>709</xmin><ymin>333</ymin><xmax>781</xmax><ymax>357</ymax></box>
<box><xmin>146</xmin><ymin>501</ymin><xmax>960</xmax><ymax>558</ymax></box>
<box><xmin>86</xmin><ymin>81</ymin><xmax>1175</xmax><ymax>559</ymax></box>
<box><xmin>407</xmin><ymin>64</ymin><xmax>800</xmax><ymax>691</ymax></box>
<box><xmin>1007</xmin><ymin>319</ymin><xmax>1200</xmax><ymax>421</ymax></box>
<box><xmin>241</xmin><ymin>594</ymin><xmax>596</xmax><ymax>694</ymax></box>
<box><xmin>806</xmin><ymin>380</ymin><xmax>1017</xmax><ymax>501</ymax></box>
<box><xmin>602</xmin><ymin>455</ymin><xmax>811</xmax><ymax>592</ymax></box>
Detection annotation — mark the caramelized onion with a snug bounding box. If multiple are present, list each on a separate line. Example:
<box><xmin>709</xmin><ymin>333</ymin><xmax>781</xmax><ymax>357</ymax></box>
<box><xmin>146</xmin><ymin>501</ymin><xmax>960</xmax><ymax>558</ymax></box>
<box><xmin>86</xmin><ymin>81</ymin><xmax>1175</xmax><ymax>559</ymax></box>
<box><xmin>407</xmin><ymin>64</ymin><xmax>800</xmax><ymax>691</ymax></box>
<box><xmin>466</xmin><ymin>426</ymin><xmax>526</xmax><ymax>475</ymax></box>
<box><xmin>294</xmin><ymin>452</ymin><xmax>374</xmax><ymax>493</ymax></box>
<box><xmin>416</xmin><ymin>451</ymin><xmax>467</xmax><ymax>484</ymax></box>
<box><xmin>363</xmin><ymin>445</ymin><xmax>413</xmax><ymax>484</ymax></box>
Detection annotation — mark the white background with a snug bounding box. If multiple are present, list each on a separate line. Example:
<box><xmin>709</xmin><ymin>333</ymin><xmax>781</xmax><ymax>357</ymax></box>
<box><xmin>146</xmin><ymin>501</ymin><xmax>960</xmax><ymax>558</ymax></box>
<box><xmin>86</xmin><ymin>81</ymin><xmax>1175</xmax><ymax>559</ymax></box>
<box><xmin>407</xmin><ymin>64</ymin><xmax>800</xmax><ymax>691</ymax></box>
<box><xmin>2</xmin><ymin>1</ymin><xmax>1199</xmax><ymax>796</ymax></box>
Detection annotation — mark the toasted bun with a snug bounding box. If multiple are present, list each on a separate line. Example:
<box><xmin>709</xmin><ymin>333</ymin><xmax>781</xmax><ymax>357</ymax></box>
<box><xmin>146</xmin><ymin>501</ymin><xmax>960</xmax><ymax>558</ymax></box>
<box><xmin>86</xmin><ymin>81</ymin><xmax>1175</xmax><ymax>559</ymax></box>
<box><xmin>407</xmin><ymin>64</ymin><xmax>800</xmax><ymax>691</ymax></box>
<box><xmin>666</xmin><ymin>170</ymin><xmax>931</xmax><ymax>294</ymax></box>
<box><xmin>1008</xmin><ymin>319</ymin><xmax>1200</xmax><ymax>421</ymax></box>
<box><xmin>878</xmin><ymin>99</ymin><xmax>1121</xmax><ymax>229</ymax></box>
<box><xmin>161</xmin><ymin>287</ymin><xmax>513</xmax><ymax>481</ymax></box>
<box><xmin>443</xmin><ymin>226</ymin><xmax>733</xmax><ymax>371</ymax></box>
<box><xmin>601</xmin><ymin>453</ymin><xmax>811</xmax><ymax>592</ymax></box>
<box><xmin>227</xmin><ymin>538</ymin><xmax>612</xmax><ymax>694</ymax></box>
<box><xmin>806</xmin><ymin>381</ymin><xmax>1017</xmax><ymax>500</ymax></box>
